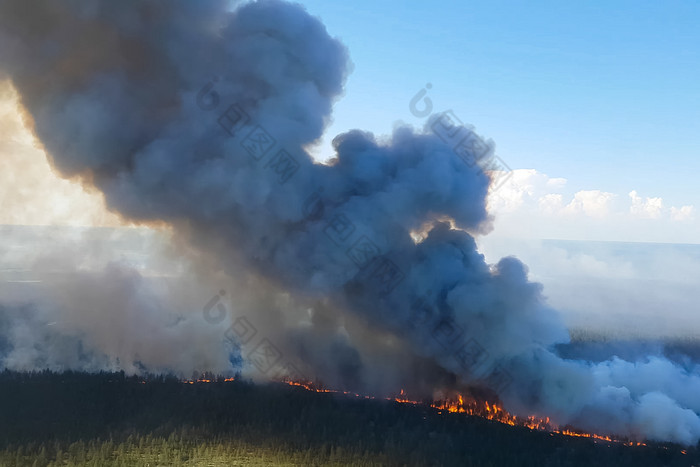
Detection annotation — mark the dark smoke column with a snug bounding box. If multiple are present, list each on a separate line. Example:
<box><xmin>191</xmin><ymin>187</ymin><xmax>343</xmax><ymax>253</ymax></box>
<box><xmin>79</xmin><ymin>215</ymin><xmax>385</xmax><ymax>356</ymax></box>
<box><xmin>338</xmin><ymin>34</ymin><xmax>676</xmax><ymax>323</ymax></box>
<box><xmin>1</xmin><ymin>0</ymin><xmax>699</xmax><ymax>445</ymax></box>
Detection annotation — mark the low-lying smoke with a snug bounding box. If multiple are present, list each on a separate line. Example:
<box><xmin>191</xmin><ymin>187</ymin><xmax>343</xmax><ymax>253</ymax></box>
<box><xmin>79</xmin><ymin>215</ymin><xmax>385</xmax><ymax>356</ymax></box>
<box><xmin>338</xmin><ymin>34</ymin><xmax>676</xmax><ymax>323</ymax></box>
<box><xmin>1</xmin><ymin>0</ymin><xmax>699</xmax><ymax>445</ymax></box>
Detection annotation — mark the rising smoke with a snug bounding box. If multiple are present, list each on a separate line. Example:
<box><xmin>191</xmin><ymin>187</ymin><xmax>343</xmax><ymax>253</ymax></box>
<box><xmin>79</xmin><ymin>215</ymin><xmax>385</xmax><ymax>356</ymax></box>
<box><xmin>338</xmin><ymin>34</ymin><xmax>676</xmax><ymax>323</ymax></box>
<box><xmin>1</xmin><ymin>0</ymin><xmax>699</xmax><ymax>445</ymax></box>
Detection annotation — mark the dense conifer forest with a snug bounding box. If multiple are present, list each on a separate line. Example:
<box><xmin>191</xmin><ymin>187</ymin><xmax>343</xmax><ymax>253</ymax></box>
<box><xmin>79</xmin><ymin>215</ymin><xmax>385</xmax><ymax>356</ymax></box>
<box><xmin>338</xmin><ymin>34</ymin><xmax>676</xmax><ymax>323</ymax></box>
<box><xmin>0</xmin><ymin>371</ymin><xmax>696</xmax><ymax>466</ymax></box>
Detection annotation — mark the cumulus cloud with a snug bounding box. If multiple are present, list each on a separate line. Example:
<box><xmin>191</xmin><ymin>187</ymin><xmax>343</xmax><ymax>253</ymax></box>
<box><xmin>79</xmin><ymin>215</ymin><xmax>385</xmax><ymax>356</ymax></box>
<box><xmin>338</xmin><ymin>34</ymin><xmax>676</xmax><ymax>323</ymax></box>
<box><xmin>487</xmin><ymin>169</ymin><xmax>698</xmax><ymax>241</ymax></box>
<box><xmin>488</xmin><ymin>169</ymin><xmax>566</xmax><ymax>213</ymax></box>
<box><xmin>490</xmin><ymin>170</ymin><xmax>616</xmax><ymax>219</ymax></box>
<box><xmin>629</xmin><ymin>190</ymin><xmax>664</xmax><ymax>219</ymax></box>
<box><xmin>564</xmin><ymin>190</ymin><xmax>616</xmax><ymax>218</ymax></box>
<box><xmin>671</xmin><ymin>205</ymin><xmax>694</xmax><ymax>222</ymax></box>
<box><xmin>538</xmin><ymin>193</ymin><xmax>564</xmax><ymax>215</ymax></box>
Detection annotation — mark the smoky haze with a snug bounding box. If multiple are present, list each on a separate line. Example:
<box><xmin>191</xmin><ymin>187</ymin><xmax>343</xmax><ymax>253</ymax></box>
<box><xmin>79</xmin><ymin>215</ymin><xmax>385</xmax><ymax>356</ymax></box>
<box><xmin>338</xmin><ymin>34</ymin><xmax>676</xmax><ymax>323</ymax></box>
<box><xmin>1</xmin><ymin>0</ymin><xmax>699</xmax><ymax>445</ymax></box>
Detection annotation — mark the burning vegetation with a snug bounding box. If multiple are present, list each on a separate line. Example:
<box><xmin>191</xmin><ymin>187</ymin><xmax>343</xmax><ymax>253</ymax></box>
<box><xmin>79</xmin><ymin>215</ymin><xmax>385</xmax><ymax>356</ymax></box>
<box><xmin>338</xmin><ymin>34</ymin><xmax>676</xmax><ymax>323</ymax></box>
<box><xmin>282</xmin><ymin>379</ymin><xmax>654</xmax><ymax>448</ymax></box>
<box><xmin>187</xmin><ymin>373</ymin><xmax>658</xmax><ymax>451</ymax></box>
<box><xmin>176</xmin><ymin>375</ymin><xmax>677</xmax><ymax>449</ymax></box>
<box><xmin>0</xmin><ymin>370</ymin><xmax>694</xmax><ymax>466</ymax></box>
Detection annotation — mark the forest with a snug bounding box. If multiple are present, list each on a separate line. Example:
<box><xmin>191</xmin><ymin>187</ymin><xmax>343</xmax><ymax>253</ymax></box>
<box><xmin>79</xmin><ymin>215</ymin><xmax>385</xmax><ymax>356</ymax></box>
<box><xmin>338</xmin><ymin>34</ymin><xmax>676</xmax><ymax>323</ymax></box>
<box><xmin>0</xmin><ymin>370</ymin><xmax>696</xmax><ymax>466</ymax></box>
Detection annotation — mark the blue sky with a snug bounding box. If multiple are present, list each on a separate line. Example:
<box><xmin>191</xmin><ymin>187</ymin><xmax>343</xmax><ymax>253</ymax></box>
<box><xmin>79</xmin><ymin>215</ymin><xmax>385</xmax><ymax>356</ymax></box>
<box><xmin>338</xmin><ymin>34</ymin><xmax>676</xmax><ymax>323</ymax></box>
<box><xmin>298</xmin><ymin>1</ymin><xmax>700</xmax><ymax>218</ymax></box>
<box><xmin>1</xmin><ymin>1</ymin><xmax>698</xmax><ymax>242</ymax></box>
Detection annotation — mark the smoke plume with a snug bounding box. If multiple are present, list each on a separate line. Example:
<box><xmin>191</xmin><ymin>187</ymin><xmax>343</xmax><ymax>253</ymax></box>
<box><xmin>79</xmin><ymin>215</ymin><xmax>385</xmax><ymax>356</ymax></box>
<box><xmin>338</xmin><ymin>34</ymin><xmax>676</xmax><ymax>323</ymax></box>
<box><xmin>1</xmin><ymin>0</ymin><xmax>699</xmax><ymax>445</ymax></box>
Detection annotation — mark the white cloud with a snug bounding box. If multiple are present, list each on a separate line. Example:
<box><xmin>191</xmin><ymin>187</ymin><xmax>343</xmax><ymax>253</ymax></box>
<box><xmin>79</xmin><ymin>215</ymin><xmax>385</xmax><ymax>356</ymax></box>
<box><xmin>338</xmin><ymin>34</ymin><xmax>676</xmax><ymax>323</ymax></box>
<box><xmin>489</xmin><ymin>170</ymin><xmax>615</xmax><ymax>219</ymax></box>
<box><xmin>486</xmin><ymin>168</ymin><xmax>699</xmax><ymax>243</ymax></box>
<box><xmin>487</xmin><ymin>168</ymin><xmax>562</xmax><ymax>213</ymax></box>
<box><xmin>629</xmin><ymin>190</ymin><xmax>664</xmax><ymax>219</ymax></box>
<box><xmin>670</xmin><ymin>205</ymin><xmax>694</xmax><ymax>222</ymax></box>
<box><xmin>545</xmin><ymin>177</ymin><xmax>567</xmax><ymax>190</ymax></box>
<box><xmin>538</xmin><ymin>193</ymin><xmax>564</xmax><ymax>215</ymax></box>
<box><xmin>564</xmin><ymin>190</ymin><xmax>616</xmax><ymax>218</ymax></box>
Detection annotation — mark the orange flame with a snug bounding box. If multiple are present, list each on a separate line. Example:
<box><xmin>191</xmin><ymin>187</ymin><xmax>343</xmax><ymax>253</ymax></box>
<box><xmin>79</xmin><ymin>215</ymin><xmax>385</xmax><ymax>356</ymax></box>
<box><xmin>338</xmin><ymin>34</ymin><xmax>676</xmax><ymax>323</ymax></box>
<box><xmin>182</xmin><ymin>377</ymin><xmax>235</xmax><ymax>384</ymax></box>
<box><xmin>284</xmin><ymin>380</ymin><xmax>649</xmax><ymax>447</ymax></box>
<box><xmin>177</xmin><ymin>377</ymin><xmax>653</xmax><ymax>448</ymax></box>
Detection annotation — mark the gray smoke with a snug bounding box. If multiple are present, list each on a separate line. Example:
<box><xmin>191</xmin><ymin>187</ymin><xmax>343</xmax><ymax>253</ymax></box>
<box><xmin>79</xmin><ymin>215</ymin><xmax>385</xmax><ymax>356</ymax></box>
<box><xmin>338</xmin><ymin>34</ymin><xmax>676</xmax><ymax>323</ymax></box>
<box><xmin>1</xmin><ymin>0</ymin><xmax>699</xmax><ymax>445</ymax></box>
<box><xmin>0</xmin><ymin>225</ymin><xmax>239</xmax><ymax>375</ymax></box>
